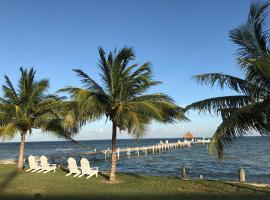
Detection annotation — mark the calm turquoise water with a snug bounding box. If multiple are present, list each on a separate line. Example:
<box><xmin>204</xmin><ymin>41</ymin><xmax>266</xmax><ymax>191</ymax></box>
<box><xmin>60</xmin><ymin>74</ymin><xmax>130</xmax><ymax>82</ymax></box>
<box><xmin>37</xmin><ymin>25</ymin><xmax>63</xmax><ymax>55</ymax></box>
<box><xmin>0</xmin><ymin>137</ymin><xmax>270</xmax><ymax>182</ymax></box>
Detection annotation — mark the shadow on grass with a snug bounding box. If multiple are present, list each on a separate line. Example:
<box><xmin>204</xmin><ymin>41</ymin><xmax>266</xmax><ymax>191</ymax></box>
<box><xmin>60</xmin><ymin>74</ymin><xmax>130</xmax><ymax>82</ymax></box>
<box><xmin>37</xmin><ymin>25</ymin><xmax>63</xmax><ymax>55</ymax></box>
<box><xmin>1</xmin><ymin>192</ymin><xmax>270</xmax><ymax>200</ymax></box>
<box><xmin>0</xmin><ymin>169</ymin><xmax>19</xmax><ymax>195</ymax></box>
<box><xmin>98</xmin><ymin>172</ymin><xmax>110</xmax><ymax>180</ymax></box>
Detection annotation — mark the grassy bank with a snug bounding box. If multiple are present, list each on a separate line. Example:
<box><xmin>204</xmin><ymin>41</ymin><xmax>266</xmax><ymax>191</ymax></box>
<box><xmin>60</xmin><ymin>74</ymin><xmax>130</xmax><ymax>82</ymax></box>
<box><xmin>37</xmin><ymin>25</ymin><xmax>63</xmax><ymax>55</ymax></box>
<box><xmin>0</xmin><ymin>165</ymin><xmax>269</xmax><ymax>200</ymax></box>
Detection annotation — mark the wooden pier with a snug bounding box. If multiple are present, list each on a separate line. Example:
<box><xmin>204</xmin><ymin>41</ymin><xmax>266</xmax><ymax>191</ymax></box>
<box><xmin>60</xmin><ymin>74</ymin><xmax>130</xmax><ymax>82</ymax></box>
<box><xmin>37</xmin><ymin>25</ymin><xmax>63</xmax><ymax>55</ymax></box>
<box><xmin>80</xmin><ymin>140</ymin><xmax>192</xmax><ymax>159</ymax></box>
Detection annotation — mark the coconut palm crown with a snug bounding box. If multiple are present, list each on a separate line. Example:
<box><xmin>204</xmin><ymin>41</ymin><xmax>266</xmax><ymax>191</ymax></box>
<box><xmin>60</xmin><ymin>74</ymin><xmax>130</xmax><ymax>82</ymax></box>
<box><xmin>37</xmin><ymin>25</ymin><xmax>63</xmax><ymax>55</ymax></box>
<box><xmin>60</xmin><ymin>47</ymin><xmax>187</xmax><ymax>181</ymax></box>
<box><xmin>0</xmin><ymin>67</ymin><xmax>76</xmax><ymax>169</ymax></box>
<box><xmin>186</xmin><ymin>1</ymin><xmax>270</xmax><ymax>159</ymax></box>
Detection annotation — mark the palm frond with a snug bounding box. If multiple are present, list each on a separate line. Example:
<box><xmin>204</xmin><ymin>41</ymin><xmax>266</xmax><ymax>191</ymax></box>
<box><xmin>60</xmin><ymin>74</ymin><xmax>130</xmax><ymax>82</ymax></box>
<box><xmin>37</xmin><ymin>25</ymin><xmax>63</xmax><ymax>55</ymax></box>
<box><xmin>209</xmin><ymin>99</ymin><xmax>270</xmax><ymax>159</ymax></box>
<box><xmin>98</xmin><ymin>47</ymin><xmax>112</xmax><ymax>92</ymax></box>
<box><xmin>4</xmin><ymin>75</ymin><xmax>17</xmax><ymax>98</ymax></box>
<box><xmin>73</xmin><ymin>69</ymin><xmax>104</xmax><ymax>92</ymax></box>
<box><xmin>186</xmin><ymin>95</ymin><xmax>252</xmax><ymax>115</ymax></box>
<box><xmin>230</xmin><ymin>1</ymin><xmax>269</xmax><ymax>59</ymax></box>
<box><xmin>114</xmin><ymin>46</ymin><xmax>135</xmax><ymax>70</ymax></box>
<box><xmin>194</xmin><ymin>73</ymin><xmax>251</xmax><ymax>94</ymax></box>
<box><xmin>0</xmin><ymin>123</ymin><xmax>19</xmax><ymax>140</ymax></box>
<box><xmin>40</xmin><ymin>118</ymin><xmax>77</xmax><ymax>142</ymax></box>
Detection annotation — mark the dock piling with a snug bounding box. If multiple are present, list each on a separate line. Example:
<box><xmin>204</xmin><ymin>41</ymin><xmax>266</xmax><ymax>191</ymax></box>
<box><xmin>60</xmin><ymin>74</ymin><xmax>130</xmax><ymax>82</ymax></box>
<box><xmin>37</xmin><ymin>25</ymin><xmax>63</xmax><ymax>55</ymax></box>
<box><xmin>104</xmin><ymin>150</ymin><xmax>107</xmax><ymax>159</ymax></box>
<box><xmin>181</xmin><ymin>166</ymin><xmax>187</xmax><ymax>179</ymax></box>
<box><xmin>238</xmin><ymin>168</ymin><xmax>246</xmax><ymax>182</ymax></box>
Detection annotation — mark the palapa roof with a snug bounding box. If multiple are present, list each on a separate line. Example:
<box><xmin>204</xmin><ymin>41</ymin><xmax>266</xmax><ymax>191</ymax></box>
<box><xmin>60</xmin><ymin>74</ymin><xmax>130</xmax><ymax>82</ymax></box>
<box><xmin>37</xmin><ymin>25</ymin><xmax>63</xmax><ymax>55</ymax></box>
<box><xmin>183</xmin><ymin>132</ymin><xmax>194</xmax><ymax>139</ymax></box>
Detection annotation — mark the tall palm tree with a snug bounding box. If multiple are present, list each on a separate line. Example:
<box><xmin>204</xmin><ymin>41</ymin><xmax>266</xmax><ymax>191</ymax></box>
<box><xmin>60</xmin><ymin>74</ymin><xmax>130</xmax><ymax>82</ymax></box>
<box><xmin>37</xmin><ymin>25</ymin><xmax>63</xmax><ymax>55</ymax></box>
<box><xmin>0</xmin><ymin>68</ymin><xmax>76</xmax><ymax>170</ymax></box>
<box><xmin>186</xmin><ymin>1</ymin><xmax>270</xmax><ymax>159</ymax></box>
<box><xmin>61</xmin><ymin>47</ymin><xmax>187</xmax><ymax>181</ymax></box>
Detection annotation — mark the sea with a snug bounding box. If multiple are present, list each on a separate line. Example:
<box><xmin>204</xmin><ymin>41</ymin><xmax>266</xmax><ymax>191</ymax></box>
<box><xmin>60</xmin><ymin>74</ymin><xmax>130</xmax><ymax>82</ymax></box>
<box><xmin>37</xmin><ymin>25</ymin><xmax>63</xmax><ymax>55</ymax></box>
<box><xmin>0</xmin><ymin>136</ymin><xmax>269</xmax><ymax>183</ymax></box>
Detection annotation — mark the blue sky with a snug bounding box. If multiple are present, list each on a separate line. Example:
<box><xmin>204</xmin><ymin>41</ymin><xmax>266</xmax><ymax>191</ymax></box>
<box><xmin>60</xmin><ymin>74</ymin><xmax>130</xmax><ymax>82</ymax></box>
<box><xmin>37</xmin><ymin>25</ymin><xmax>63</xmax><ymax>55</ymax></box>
<box><xmin>0</xmin><ymin>0</ymin><xmax>254</xmax><ymax>141</ymax></box>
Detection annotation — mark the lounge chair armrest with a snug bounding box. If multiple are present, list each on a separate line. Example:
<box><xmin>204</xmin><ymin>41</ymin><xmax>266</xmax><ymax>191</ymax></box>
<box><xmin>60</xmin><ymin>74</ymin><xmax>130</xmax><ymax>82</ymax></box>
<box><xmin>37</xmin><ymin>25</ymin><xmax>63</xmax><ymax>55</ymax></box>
<box><xmin>49</xmin><ymin>164</ymin><xmax>57</xmax><ymax>167</ymax></box>
<box><xmin>90</xmin><ymin>167</ymin><xmax>99</xmax><ymax>171</ymax></box>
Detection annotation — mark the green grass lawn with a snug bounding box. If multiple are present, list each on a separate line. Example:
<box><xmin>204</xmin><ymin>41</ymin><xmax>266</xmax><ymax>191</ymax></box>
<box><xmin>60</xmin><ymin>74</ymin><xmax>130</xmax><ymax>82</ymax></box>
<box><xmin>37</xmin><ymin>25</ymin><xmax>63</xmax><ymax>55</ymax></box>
<box><xmin>0</xmin><ymin>165</ymin><xmax>269</xmax><ymax>200</ymax></box>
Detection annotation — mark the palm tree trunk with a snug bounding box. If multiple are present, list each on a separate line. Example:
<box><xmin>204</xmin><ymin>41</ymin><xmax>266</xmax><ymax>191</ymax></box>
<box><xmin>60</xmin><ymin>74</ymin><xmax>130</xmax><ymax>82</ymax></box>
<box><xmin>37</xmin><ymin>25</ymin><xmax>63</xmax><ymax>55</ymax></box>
<box><xmin>17</xmin><ymin>131</ymin><xmax>26</xmax><ymax>170</ymax></box>
<box><xmin>109</xmin><ymin>123</ymin><xmax>117</xmax><ymax>181</ymax></box>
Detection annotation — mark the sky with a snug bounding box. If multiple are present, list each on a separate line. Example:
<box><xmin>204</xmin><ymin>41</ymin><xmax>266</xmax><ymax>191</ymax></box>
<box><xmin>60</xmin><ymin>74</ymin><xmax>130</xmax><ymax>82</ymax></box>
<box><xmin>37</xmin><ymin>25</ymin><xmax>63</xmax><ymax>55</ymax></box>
<box><xmin>0</xmin><ymin>0</ymin><xmax>256</xmax><ymax>142</ymax></box>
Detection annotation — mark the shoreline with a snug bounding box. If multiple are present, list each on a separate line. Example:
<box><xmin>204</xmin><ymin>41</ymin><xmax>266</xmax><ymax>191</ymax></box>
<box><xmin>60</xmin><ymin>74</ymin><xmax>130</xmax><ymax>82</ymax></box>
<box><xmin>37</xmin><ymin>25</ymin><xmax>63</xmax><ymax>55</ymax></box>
<box><xmin>0</xmin><ymin>163</ymin><xmax>269</xmax><ymax>187</ymax></box>
<box><xmin>0</xmin><ymin>159</ymin><xmax>17</xmax><ymax>164</ymax></box>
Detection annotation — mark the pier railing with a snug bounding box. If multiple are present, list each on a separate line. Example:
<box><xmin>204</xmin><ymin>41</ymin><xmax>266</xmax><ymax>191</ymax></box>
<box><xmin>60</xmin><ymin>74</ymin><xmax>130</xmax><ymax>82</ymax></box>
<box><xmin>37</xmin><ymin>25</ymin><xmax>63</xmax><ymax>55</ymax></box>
<box><xmin>80</xmin><ymin>140</ymin><xmax>192</xmax><ymax>159</ymax></box>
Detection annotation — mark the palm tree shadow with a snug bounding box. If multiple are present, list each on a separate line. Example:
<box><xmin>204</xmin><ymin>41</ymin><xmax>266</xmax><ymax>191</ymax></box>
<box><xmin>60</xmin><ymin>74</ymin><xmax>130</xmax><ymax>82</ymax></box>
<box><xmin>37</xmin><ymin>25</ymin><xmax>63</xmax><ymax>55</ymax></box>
<box><xmin>98</xmin><ymin>172</ymin><xmax>109</xmax><ymax>180</ymax></box>
<box><xmin>0</xmin><ymin>169</ymin><xmax>19</xmax><ymax>195</ymax></box>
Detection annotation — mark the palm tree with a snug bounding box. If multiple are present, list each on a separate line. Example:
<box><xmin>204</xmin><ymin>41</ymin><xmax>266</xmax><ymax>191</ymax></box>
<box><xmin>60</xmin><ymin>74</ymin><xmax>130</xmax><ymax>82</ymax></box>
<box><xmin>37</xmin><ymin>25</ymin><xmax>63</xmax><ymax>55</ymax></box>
<box><xmin>0</xmin><ymin>68</ymin><xmax>76</xmax><ymax>170</ymax></box>
<box><xmin>61</xmin><ymin>47</ymin><xmax>187</xmax><ymax>181</ymax></box>
<box><xmin>186</xmin><ymin>1</ymin><xmax>270</xmax><ymax>159</ymax></box>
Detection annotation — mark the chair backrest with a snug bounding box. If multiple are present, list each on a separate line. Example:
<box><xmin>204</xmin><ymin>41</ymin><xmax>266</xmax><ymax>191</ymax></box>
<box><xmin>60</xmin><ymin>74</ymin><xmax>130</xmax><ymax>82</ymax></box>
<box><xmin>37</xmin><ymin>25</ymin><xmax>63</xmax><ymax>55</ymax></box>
<box><xmin>68</xmin><ymin>157</ymin><xmax>78</xmax><ymax>173</ymax></box>
<box><xmin>80</xmin><ymin>158</ymin><xmax>90</xmax><ymax>174</ymax></box>
<box><xmin>40</xmin><ymin>155</ymin><xmax>49</xmax><ymax>168</ymax></box>
<box><xmin>28</xmin><ymin>155</ymin><xmax>38</xmax><ymax>168</ymax></box>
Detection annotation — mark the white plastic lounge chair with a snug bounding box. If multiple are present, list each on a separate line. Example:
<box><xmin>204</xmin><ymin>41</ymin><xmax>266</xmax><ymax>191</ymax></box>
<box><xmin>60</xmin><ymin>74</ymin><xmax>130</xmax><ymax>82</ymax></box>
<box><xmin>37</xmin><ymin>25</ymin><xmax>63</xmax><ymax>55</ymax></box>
<box><xmin>79</xmin><ymin>158</ymin><xmax>98</xmax><ymax>179</ymax></box>
<box><xmin>26</xmin><ymin>155</ymin><xmax>41</xmax><ymax>172</ymax></box>
<box><xmin>38</xmin><ymin>155</ymin><xmax>57</xmax><ymax>173</ymax></box>
<box><xmin>66</xmin><ymin>157</ymin><xmax>81</xmax><ymax>177</ymax></box>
